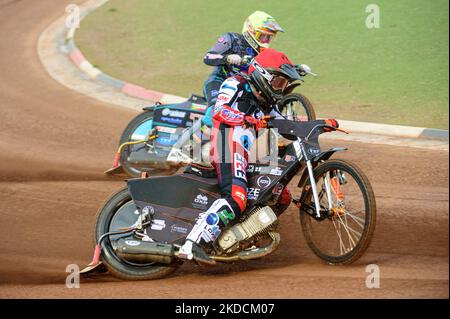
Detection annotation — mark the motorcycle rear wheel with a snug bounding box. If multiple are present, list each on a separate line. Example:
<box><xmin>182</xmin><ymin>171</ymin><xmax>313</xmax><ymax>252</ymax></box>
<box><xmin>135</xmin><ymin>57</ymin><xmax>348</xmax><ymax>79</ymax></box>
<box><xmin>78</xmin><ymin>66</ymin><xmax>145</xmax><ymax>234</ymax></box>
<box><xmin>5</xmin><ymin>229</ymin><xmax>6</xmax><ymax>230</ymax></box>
<box><xmin>299</xmin><ymin>159</ymin><xmax>376</xmax><ymax>265</ymax></box>
<box><xmin>278</xmin><ymin>93</ymin><xmax>316</xmax><ymax>121</ymax></box>
<box><xmin>95</xmin><ymin>187</ymin><xmax>181</xmax><ymax>280</ymax></box>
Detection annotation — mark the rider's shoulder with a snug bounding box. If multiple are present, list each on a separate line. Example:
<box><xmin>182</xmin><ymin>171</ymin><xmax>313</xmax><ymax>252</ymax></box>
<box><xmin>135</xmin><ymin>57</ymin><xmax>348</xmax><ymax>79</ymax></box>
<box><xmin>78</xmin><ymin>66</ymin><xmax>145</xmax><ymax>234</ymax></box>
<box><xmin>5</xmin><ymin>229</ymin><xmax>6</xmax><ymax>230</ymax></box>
<box><xmin>221</xmin><ymin>76</ymin><xmax>240</xmax><ymax>87</ymax></box>
<box><xmin>216</xmin><ymin>32</ymin><xmax>234</xmax><ymax>44</ymax></box>
<box><xmin>221</xmin><ymin>76</ymin><xmax>247</xmax><ymax>91</ymax></box>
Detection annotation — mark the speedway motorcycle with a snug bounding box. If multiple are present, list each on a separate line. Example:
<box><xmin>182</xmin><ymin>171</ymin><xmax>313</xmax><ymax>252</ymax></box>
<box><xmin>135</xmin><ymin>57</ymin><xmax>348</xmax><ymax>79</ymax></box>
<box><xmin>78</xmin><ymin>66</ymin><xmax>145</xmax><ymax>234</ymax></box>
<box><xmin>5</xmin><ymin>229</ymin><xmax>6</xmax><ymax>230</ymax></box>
<box><xmin>82</xmin><ymin>117</ymin><xmax>376</xmax><ymax>280</ymax></box>
<box><xmin>105</xmin><ymin>64</ymin><xmax>317</xmax><ymax>178</ymax></box>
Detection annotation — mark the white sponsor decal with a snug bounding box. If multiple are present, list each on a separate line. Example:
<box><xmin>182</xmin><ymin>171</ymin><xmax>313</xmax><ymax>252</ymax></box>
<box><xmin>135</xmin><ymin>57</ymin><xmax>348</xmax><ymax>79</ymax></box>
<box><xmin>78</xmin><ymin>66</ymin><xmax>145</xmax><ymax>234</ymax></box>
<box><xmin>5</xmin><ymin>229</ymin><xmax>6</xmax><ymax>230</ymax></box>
<box><xmin>308</xmin><ymin>147</ymin><xmax>320</xmax><ymax>155</ymax></box>
<box><xmin>161</xmin><ymin>108</ymin><xmax>186</xmax><ymax>118</ymax></box>
<box><xmin>150</xmin><ymin>219</ymin><xmax>166</xmax><ymax>231</ymax></box>
<box><xmin>252</xmin><ymin>61</ymin><xmax>274</xmax><ymax>82</ymax></box>
<box><xmin>125</xmin><ymin>240</ymin><xmax>141</xmax><ymax>246</ymax></box>
<box><xmin>248</xmin><ymin>187</ymin><xmax>260</xmax><ymax>200</ymax></box>
<box><xmin>284</xmin><ymin>155</ymin><xmax>296</xmax><ymax>162</ymax></box>
<box><xmin>194</xmin><ymin>194</ymin><xmax>208</xmax><ymax>206</ymax></box>
<box><xmin>171</xmin><ymin>225</ymin><xmax>188</xmax><ymax>234</ymax></box>
<box><xmin>156</xmin><ymin>126</ymin><xmax>177</xmax><ymax>134</ymax></box>
<box><xmin>257</xmin><ymin>176</ymin><xmax>271</xmax><ymax>189</ymax></box>
<box><xmin>269</xmin><ymin>167</ymin><xmax>283</xmax><ymax>176</ymax></box>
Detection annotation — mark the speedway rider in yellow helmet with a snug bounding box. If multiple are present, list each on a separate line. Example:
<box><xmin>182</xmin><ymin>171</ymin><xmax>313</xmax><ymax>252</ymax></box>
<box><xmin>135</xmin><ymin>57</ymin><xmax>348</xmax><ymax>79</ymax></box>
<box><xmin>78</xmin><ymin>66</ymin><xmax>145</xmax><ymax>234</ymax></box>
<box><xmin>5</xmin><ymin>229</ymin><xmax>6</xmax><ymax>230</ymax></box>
<box><xmin>242</xmin><ymin>10</ymin><xmax>284</xmax><ymax>51</ymax></box>
<box><xmin>201</xmin><ymin>11</ymin><xmax>284</xmax><ymax>127</ymax></box>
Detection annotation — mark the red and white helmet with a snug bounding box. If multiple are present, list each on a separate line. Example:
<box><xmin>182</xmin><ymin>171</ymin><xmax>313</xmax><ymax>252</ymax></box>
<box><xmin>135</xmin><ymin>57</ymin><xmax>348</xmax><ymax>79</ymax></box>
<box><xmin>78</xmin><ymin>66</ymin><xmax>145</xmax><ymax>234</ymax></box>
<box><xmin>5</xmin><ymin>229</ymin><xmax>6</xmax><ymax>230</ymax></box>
<box><xmin>248</xmin><ymin>48</ymin><xmax>300</xmax><ymax>104</ymax></box>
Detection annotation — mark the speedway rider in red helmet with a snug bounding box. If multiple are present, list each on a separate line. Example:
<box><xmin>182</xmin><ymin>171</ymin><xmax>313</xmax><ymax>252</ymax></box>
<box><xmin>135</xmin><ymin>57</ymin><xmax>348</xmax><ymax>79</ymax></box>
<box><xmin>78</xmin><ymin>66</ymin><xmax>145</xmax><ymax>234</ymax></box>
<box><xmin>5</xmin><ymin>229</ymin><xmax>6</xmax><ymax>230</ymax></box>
<box><xmin>179</xmin><ymin>48</ymin><xmax>301</xmax><ymax>264</ymax></box>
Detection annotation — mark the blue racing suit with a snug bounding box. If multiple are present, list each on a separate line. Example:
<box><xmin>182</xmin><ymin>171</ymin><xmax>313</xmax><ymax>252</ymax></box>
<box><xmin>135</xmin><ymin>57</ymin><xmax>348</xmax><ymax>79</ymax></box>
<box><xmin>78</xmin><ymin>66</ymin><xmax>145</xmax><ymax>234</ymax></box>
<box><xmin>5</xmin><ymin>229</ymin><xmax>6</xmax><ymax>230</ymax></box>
<box><xmin>202</xmin><ymin>32</ymin><xmax>258</xmax><ymax>126</ymax></box>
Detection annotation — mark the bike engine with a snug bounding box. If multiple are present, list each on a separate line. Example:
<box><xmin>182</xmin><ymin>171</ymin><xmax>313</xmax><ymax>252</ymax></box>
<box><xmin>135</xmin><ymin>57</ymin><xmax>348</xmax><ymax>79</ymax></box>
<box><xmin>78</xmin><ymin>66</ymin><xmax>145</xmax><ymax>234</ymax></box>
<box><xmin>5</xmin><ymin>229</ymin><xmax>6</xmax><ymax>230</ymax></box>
<box><xmin>214</xmin><ymin>206</ymin><xmax>278</xmax><ymax>254</ymax></box>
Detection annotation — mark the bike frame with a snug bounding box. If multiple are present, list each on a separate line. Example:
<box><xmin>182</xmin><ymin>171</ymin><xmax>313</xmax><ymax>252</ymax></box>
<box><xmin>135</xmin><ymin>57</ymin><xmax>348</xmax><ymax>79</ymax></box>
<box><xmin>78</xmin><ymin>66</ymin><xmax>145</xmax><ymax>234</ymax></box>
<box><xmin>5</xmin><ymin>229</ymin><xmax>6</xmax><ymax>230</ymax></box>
<box><xmin>269</xmin><ymin>119</ymin><xmax>348</xmax><ymax>219</ymax></box>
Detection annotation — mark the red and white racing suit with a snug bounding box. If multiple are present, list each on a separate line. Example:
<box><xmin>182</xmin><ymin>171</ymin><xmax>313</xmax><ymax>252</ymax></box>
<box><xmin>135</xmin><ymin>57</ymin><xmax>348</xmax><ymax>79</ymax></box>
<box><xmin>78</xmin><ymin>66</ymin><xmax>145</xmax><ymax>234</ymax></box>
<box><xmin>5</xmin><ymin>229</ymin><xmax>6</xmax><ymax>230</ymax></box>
<box><xmin>210</xmin><ymin>75</ymin><xmax>283</xmax><ymax>220</ymax></box>
<box><xmin>183</xmin><ymin>75</ymin><xmax>283</xmax><ymax>249</ymax></box>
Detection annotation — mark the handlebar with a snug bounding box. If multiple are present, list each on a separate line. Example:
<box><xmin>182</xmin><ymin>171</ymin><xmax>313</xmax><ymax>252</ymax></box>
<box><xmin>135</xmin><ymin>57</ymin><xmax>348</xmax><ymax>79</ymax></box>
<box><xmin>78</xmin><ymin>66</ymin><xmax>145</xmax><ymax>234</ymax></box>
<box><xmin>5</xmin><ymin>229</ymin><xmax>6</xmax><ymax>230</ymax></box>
<box><xmin>266</xmin><ymin>117</ymin><xmax>348</xmax><ymax>137</ymax></box>
<box><xmin>295</xmin><ymin>64</ymin><xmax>317</xmax><ymax>77</ymax></box>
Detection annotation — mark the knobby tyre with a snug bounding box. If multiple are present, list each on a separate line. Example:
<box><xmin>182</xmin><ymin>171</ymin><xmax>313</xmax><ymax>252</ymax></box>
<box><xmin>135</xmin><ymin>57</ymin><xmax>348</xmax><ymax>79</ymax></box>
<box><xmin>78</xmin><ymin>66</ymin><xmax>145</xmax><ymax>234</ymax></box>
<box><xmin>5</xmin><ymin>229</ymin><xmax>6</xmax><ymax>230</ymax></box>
<box><xmin>300</xmin><ymin>159</ymin><xmax>376</xmax><ymax>265</ymax></box>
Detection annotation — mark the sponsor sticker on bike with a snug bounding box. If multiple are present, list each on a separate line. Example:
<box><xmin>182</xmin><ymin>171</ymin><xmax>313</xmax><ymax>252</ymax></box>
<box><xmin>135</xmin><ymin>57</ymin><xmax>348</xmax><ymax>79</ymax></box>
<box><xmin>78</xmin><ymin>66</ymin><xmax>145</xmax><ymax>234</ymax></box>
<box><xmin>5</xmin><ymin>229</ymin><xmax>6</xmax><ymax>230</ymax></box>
<box><xmin>196</xmin><ymin>194</ymin><xmax>208</xmax><ymax>205</ymax></box>
<box><xmin>272</xmin><ymin>183</ymin><xmax>284</xmax><ymax>195</ymax></box>
<box><xmin>162</xmin><ymin>108</ymin><xmax>186</xmax><ymax>118</ymax></box>
<box><xmin>161</xmin><ymin>116</ymin><xmax>183</xmax><ymax>125</ymax></box>
<box><xmin>248</xmin><ymin>187</ymin><xmax>260</xmax><ymax>200</ymax></box>
<box><xmin>170</xmin><ymin>225</ymin><xmax>188</xmax><ymax>234</ymax></box>
<box><xmin>150</xmin><ymin>219</ymin><xmax>166</xmax><ymax>231</ymax></box>
<box><xmin>257</xmin><ymin>175</ymin><xmax>271</xmax><ymax>189</ymax></box>
<box><xmin>193</xmin><ymin>194</ymin><xmax>208</xmax><ymax>209</ymax></box>
<box><xmin>155</xmin><ymin>126</ymin><xmax>177</xmax><ymax>134</ymax></box>
<box><xmin>191</xmin><ymin>104</ymin><xmax>207</xmax><ymax>111</ymax></box>
<box><xmin>308</xmin><ymin>147</ymin><xmax>320</xmax><ymax>155</ymax></box>
<box><xmin>284</xmin><ymin>155</ymin><xmax>297</xmax><ymax>162</ymax></box>
<box><xmin>269</xmin><ymin>167</ymin><xmax>283</xmax><ymax>176</ymax></box>
<box><xmin>156</xmin><ymin>136</ymin><xmax>176</xmax><ymax>146</ymax></box>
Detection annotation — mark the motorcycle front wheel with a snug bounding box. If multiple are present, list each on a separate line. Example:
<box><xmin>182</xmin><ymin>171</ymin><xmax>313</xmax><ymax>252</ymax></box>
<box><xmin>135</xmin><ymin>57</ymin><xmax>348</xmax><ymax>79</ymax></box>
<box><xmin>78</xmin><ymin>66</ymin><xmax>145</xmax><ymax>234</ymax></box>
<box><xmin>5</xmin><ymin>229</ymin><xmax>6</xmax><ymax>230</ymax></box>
<box><xmin>299</xmin><ymin>159</ymin><xmax>376</xmax><ymax>265</ymax></box>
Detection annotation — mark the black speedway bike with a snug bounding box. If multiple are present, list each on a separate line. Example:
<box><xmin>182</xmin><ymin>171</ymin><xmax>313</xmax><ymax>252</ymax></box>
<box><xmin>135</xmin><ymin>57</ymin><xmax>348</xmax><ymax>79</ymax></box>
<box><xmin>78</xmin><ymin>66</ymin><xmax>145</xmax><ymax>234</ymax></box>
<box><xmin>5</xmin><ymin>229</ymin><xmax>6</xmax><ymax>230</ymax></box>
<box><xmin>82</xmin><ymin>117</ymin><xmax>377</xmax><ymax>280</ymax></box>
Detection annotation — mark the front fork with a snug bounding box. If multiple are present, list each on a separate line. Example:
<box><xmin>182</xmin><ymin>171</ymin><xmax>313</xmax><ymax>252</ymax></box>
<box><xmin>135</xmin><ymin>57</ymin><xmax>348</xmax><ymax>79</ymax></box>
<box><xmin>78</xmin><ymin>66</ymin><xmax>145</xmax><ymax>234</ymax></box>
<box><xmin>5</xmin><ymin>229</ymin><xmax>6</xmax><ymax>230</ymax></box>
<box><xmin>299</xmin><ymin>141</ymin><xmax>322</xmax><ymax>218</ymax></box>
<box><xmin>305</xmin><ymin>158</ymin><xmax>322</xmax><ymax>218</ymax></box>
<box><xmin>302</xmin><ymin>151</ymin><xmax>345</xmax><ymax>218</ymax></box>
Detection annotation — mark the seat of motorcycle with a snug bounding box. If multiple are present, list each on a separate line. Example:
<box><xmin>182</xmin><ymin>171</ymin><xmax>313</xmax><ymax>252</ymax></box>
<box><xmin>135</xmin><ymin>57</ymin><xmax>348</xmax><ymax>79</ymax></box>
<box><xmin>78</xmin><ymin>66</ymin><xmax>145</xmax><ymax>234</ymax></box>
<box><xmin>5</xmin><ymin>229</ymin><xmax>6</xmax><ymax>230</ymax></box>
<box><xmin>184</xmin><ymin>163</ymin><xmax>217</xmax><ymax>178</ymax></box>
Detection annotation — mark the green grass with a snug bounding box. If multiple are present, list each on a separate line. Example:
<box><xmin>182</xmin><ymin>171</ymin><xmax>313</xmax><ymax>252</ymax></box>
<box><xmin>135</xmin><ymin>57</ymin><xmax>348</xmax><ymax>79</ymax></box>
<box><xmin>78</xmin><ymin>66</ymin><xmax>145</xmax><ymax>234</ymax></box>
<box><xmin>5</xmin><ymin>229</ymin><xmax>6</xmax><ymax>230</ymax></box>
<box><xmin>76</xmin><ymin>0</ymin><xmax>449</xmax><ymax>129</ymax></box>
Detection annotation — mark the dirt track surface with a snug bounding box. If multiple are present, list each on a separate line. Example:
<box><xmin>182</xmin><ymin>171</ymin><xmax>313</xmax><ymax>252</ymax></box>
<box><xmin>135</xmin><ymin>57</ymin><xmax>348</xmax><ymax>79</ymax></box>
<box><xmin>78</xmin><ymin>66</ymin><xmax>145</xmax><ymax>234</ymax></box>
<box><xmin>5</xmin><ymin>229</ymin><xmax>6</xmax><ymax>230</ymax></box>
<box><xmin>0</xmin><ymin>0</ymin><xmax>448</xmax><ymax>298</ymax></box>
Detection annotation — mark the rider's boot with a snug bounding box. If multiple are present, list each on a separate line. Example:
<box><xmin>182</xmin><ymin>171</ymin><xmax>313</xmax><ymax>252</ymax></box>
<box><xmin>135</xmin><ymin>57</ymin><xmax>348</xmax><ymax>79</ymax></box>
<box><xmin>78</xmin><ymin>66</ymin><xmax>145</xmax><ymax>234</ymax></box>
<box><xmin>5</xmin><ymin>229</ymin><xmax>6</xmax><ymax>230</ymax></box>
<box><xmin>178</xmin><ymin>199</ymin><xmax>236</xmax><ymax>266</ymax></box>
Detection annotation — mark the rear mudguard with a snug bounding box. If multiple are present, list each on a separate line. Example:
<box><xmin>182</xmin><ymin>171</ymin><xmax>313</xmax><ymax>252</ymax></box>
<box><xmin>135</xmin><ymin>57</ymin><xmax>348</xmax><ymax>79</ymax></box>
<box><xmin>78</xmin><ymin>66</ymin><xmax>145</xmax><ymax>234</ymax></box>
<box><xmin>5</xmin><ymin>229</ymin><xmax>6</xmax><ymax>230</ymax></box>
<box><xmin>297</xmin><ymin>147</ymin><xmax>347</xmax><ymax>188</ymax></box>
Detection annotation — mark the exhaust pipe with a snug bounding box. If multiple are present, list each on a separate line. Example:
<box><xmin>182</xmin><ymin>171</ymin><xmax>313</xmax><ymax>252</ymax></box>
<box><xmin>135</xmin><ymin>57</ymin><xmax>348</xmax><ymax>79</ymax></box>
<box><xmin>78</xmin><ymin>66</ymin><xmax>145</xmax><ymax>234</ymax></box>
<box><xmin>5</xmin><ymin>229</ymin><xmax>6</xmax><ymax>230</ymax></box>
<box><xmin>116</xmin><ymin>240</ymin><xmax>175</xmax><ymax>264</ymax></box>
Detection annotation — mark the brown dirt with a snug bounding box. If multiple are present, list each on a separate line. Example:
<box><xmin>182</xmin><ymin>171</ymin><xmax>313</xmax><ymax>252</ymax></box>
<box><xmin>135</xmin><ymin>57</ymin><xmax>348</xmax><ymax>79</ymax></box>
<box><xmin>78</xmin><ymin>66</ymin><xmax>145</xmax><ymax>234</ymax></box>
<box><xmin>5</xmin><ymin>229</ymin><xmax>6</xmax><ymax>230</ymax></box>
<box><xmin>0</xmin><ymin>0</ymin><xmax>448</xmax><ymax>298</ymax></box>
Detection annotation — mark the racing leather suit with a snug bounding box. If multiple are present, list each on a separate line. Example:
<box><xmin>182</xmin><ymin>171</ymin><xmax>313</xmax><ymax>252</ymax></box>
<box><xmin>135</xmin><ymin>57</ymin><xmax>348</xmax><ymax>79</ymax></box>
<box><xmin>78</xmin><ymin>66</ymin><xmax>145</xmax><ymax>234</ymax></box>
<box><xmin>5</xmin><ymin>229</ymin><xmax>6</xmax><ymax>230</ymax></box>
<box><xmin>184</xmin><ymin>75</ymin><xmax>283</xmax><ymax>246</ymax></box>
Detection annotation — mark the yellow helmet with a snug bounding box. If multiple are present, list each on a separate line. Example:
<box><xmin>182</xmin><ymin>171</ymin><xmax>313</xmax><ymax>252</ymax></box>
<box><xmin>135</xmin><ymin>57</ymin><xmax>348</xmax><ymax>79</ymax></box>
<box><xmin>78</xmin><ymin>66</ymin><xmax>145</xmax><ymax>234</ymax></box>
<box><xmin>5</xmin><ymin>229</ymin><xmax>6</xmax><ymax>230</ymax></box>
<box><xmin>242</xmin><ymin>11</ymin><xmax>284</xmax><ymax>51</ymax></box>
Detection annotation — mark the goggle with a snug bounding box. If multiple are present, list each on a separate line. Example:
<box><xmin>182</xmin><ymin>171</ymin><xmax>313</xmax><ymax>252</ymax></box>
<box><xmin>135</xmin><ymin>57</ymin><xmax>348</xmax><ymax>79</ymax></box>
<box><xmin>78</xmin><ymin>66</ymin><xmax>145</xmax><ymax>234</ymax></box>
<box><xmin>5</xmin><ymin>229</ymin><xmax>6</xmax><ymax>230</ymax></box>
<box><xmin>254</xmin><ymin>30</ymin><xmax>275</xmax><ymax>44</ymax></box>
<box><xmin>271</xmin><ymin>75</ymin><xmax>289</xmax><ymax>90</ymax></box>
